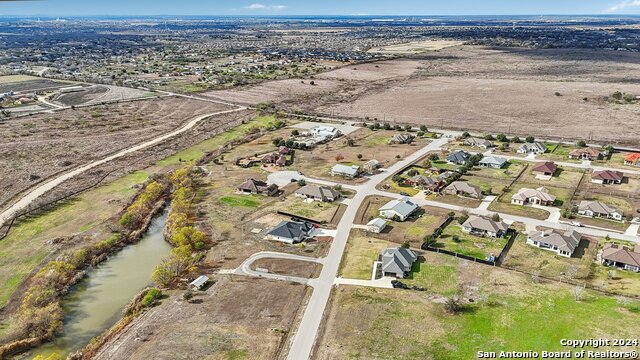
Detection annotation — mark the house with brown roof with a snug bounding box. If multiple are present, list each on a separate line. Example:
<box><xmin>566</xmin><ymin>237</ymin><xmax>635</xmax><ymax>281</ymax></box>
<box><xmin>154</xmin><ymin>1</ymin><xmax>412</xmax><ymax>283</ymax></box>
<box><xmin>532</xmin><ymin>161</ymin><xmax>557</xmax><ymax>180</ymax></box>
<box><xmin>443</xmin><ymin>181</ymin><xmax>483</xmax><ymax>199</ymax></box>
<box><xmin>236</xmin><ymin>179</ymin><xmax>279</xmax><ymax>196</ymax></box>
<box><xmin>601</xmin><ymin>243</ymin><xmax>640</xmax><ymax>272</ymax></box>
<box><xmin>568</xmin><ymin>147</ymin><xmax>602</xmax><ymax>161</ymax></box>
<box><xmin>461</xmin><ymin>215</ymin><xmax>509</xmax><ymax>238</ymax></box>
<box><xmin>577</xmin><ymin>201</ymin><xmax>624</xmax><ymax>221</ymax></box>
<box><xmin>511</xmin><ymin>187</ymin><xmax>556</xmax><ymax>206</ymax></box>
<box><xmin>624</xmin><ymin>153</ymin><xmax>640</xmax><ymax>167</ymax></box>
<box><xmin>404</xmin><ymin>175</ymin><xmax>445</xmax><ymax>192</ymax></box>
<box><xmin>527</xmin><ymin>229</ymin><xmax>581</xmax><ymax>257</ymax></box>
<box><xmin>591</xmin><ymin>170</ymin><xmax>624</xmax><ymax>185</ymax></box>
<box><xmin>295</xmin><ymin>185</ymin><xmax>342</xmax><ymax>202</ymax></box>
<box><xmin>262</xmin><ymin>153</ymin><xmax>287</xmax><ymax>167</ymax></box>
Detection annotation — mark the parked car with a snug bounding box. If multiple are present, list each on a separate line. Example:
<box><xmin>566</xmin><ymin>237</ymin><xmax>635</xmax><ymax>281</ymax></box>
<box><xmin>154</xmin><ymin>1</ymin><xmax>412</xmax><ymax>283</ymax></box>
<box><xmin>399</xmin><ymin>192</ymin><xmax>409</xmax><ymax>196</ymax></box>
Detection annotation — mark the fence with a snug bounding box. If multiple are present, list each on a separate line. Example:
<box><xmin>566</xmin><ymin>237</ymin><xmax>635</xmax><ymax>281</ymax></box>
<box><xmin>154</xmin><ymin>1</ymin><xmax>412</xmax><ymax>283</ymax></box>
<box><xmin>276</xmin><ymin>211</ymin><xmax>323</xmax><ymax>225</ymax></box>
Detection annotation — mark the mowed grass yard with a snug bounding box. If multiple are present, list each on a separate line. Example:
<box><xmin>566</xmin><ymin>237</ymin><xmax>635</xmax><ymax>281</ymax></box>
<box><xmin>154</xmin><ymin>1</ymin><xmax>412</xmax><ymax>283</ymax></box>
<box><xmin>501</xmin><ymin>234</ymin><xmax>596</xmax><ymax>280</ymax></box>
<box><xmin>265</xmin><ymin>194</ymin><xmax>340</xmax><ymax>224</ymax></box>
<box><xmin>589</xmin><ymin>240</ymin><xmax>640</xmax><ymax>298</ymax></box>
<box><xmin>318</xmin><ymin>269</ymin><xmax>640</xmax><ymax>360</ymax></box>
<box><xmin>339</xmin><ymin>234</ymin><xmax>391</xmax><ymax>280</ymax></box>
<box><xmin>0</xmin><ymin>170</ymin><xmax>149</xmax><ymax>307</ymax></box>
<box><xmin>435</xmin><ymin>222</ymin><xmax>508</xmax><ymax>260</ymax></box>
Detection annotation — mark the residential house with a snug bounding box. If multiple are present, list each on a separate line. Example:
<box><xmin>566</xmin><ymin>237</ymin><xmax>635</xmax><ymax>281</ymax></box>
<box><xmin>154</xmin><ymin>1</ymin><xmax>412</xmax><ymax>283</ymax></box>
<box><xmin>363</xmin><ymin>159</ymin><xmax>380</xmax><ymax>174</ymax></box>
<box><xmin>379</xmin><ymin>197</ymin><xmax>419</xmax><ymax>221</ymax></box>
<box><xmin>577</xmin><ymin>201</ymin><xmax>624</xmax><ymax>221</ymax></box>
<box><xmin>278</xmin><ymin>146</ymin><xmax>291</xmax><ymax>155</ymax></box>
<box><xmin>377</xmin><ymin>247</ymin><xmax>418</xmax><ymax>278</ymax></box>
<box><xmin>236</xmin><ymin>179</ymin><xmax>279</xmax><ymax>196</ymax></box>
<box><xmin>265</xmin><ymin>221</ymin><xmax>316</xmax><ymax>244</ymax></box>
<box><xmin>479</xmin><ymin>156</ymin><xmax>508</xmax><ymax>169</ymax></box>
<box><xmin>446</xmin><ymin>150</ymin><xmax>471</xmax><ymax>165</ymax></box>
<box><xmin>624</xmin><ymin>153</ymin><xmax>640</xmax><ymax>167</ymax></box>
<box><xmin>443</xmin><ymin>181</ymin><xmax>483</xmax><ymax>199</ymax></box>
<box><xmin>569</xmin><ymin>147</ymin><xmax>602</xmax><ymax>161</ymax></box>
<box><xmin>261</xmin><ymin>153</ymin><xmax>286</xmax><ymax>166</ymax></box>
<box><xmin>532</xmin><ymin>162</ymin><xmax>557</xmax><ymax>178</ymax></box>
<box><xmin>464</xmin><ymin>137</ymin><xmax>494</xmax><ymax>149</ymax></box>
<box><xmin>330</xmin><ymin>164</ymin><xmax>361</xmax><ymax>178</ymax></box>
<box><xmin>404</xmin><ymin>175</ymin><xmax>444</xmax><ymax>191</ymax></box>
<box><xmin>591</xmin><ymin>170</ymin><xmax>624</xmax><ymax>185</ymax></box>
<box><xmin>310</xmin><ymin>125</ymin><xmax>341</xmax><ymax>143</ymax></box>
<box><xmin>511</xmin><ymin>187</ymin><xmax>556</xmax><ymax>206</ymax></box>
<box><xmin>388</xmin><ymin>133</ymin><xmax>414</xmax><ymax>145</ymax></box>
<box><xmin>527</xmin><ymin>229</ymin><xmax>581</xmax><ymax>257</ymax></box>
<box><xmin>517</xmin><ymin>142</ymin><xmax>547</xmax><ymax>155</ymax></box>
<box><xmin>461</xmin><ymin>216</ymin><xmax>509</xmax><ymax>238</ymax></box>
<box><xmin>366</xmin><ymin>218</ymin><xmax>387</xmax><ymax>233</ymax></box>
<box><xmin>295</xmin><ymin>185</ymin><xmax>342</xmax><ymax>202</ymax></box>
<box><xmin>601</xmin><ymin>243</ymin><xmax>640</xmax><ymax>272</ymax></box>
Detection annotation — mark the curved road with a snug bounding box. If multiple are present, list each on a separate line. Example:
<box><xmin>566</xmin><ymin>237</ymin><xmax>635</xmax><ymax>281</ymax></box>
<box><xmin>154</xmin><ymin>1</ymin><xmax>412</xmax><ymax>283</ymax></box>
<box><xmin>0</xmin><ymin>106</ymin><xmax>246</xmax><ymax>228</ymax></box>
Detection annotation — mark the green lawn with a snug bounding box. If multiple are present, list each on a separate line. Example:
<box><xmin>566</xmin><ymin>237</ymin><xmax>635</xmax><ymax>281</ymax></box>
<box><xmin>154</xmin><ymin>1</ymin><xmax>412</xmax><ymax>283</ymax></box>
<box><xmin>279</xmin><ymin>195</ymin><xmax>339</xmax><ymax>223</ymax></box>
<box><xmin>157</xmin><ymin>115</ymin><xmax>282</xmax><ymax>166</ymax></box>
<box><xmin>219</xmin><ymin>194</ymin><xmax>263</xmax><ymax>208</ymax></box>
<box><xmin>435</xmin><ymin>222</ymin><xmax>508</xmax><ymax>260</ymax></box>
<box><xmin>488</xmin><ymin>201</ymin><xmax>550</xmax><ymax>220</ymax></box>
<box><xmin>432</xmin><ymin>160</ymin><xmax>459</xmax><ymax>171</ymax></box>
<box><xmin>403</xmin><ymin>259</ymin><xmax>459</xmax><ymax>296</ymax></box>
<box><xmin>339</xmin><ymin>235</ymin><xmax>391</xmax><ymax>280</ymax></box>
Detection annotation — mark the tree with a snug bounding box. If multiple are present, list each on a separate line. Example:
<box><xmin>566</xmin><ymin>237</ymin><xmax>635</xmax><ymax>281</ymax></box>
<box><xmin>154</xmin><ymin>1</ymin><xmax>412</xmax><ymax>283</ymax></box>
<box><xmin>357</xmin><ymin>154</ymin><xmax>363</xmax><ymax>160</ymax></box>
<box><xmin>407</xmin><ymin>169</ymin><xmax>419</xmax><ymax>177</ymax></box>
<box><xmin>444</xmin><ymin>297</ymin><xmax>462</xmax><ymax>314</ymax></box>
<box><xmin>404</xmin><ymin>125</ymin><xmax>412</xmax><ymax>131</ymax></box>
<box><xmin>374</xmin><ymin>123</ymin><xmax>381</xmax><ymax>129</ymax></box>
<box><xmin>383</xmin><ymin>123</ymin><xmax>391</xmax><ymax>130</ymax></box>
<box><xmin>417</xmin><ymin>131</ymin><xmax>425</xmax><ymax>137</ymax></box>
<box><xmin>461</xmin><ymin>131</ymin><xmax>470</xmax><ymax>138</ymax></box>
<box><xmin>512</xmin><ymin>136</ymin><xmax>521</xmax><ymax>143</ymax></box>
<box><xmin>576</xmin><ymin>140</ymin><xmax>586</xmax><ymax>147</ymax></box>
<box><xmin>392</xmin><ymin>174</ymin><xmax>404</xmax><ymax>183</ymax></box>
<box><xmin>611</xmin><ymin>91</ymin><xmax>623</xmax><ymax>100</ymax></box>
<box><xmin>447</xmin><ymin>211</ymin><xmax>456</xmax><ymax>218</ymax></box>
<box><xmin>347</xmin><ymin>139</ymin><xmax>355</xmax><ymax>147</ymax></box>
<box><xmin>491</xmin><ymin>213</ymin><xmax>500</xmax><ymax>222</ymax></box>
<box><xmin>335</xmin><ymin>154</ymin><xmax>344</xmax><ymax>162</ymax></box>
<box><xmin>309</xmin><ymin>80</ymin><xmax>315</xmax><ymax>85</ymax></box>
<box><xmin>291</xmin><ymin>129</ymin><xmax>299</xmax><ymax>136</ymax></box>
<box><xmin>554</xmin><ymin>92</ymin><xmax>562</xmax><ymax>97</ymax></box>
<box><xmin>457</xmin><ymin>213</ymin><xmax>469</xmax><ymax>225</ymax></box>
<box><xmin>452</xmin><ymin>235</ymin><xmax>460</xmax><ymax>243</ymax></box>
<box><xmin>297</xmin><ymin>179</ymin><xmax>306</xmax><ymax>187</ymax></box>
<box><xmin>401</xmin><ymin>240</ymin><xmax>410</xmax><ymax>249</ymax></box>
<box><xmin>420</xmin><ymin>125</ymin><xmax>428</xmax><ymax>132</ymax></box>
<box><xmin>525</xmin><ymin>136</ymin><xmax>535</xmax><ymax>143</ymax></box>
<box><xmin>484</xmin><ymin>134</ymin><xmax>494</xmax><ymax>141</ymax></box>
<box><xmin>394</xmin><ymin>124</ymin><xmax>402</xmax><ymax>131</ymax></box>
<box><xmin>428</xmin><ymin>153</ymin><xmax>439</xmax><ymax>161</ymax></box>
<box><xmin>496</xmin><ymin>133</ymin><xmax>507</xmax><ymax>142</ymax></box>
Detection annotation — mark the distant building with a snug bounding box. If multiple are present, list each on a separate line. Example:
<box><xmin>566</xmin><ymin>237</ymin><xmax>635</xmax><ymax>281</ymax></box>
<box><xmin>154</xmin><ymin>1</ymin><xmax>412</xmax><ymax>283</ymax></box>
<box><xmin>569</xmin><ymin>147</ymin><xmax>602</xmax><ymax>161</ymax></box>
<box><xmin>591</xmin><ymin>170</ymin><xmax>624</xmax><ymax>185</ymax></box>
<box><xmin>464</xmin><ymin>137</ymin><xmax>494</xmax><ymax>149</ymax></box>
<box><xmin>236</xmin><ymin>179</ymin><xmax>279</xmax><ymax>196</ymax></box>
<box><xmin>532</xmin><ymin>161</ymin><xmax>557</xmax><ymax>178</ymax></box>
<box><xmin>364</xmin><ymin>159</ymin><xmax>380</xmax><ymax>174</ymax></box>
<box><xmin>624</xmin><ymin>153</ymin><xmax>640</xmax><ymax>167</ymax></box>
<box><xmin>527</xmin><ymin>229</ymin><xmax>581</xmax><ymax>257</ymax></box>
<box><xmin>517</xmin><ymin>142</ymin><xmax>547</xmax><ymax>155</ymax></box>
<box><xmin>189</xmin><ymin>275</ymin><xmax>210</xmax><ymax>290</ymax></box>
<box><xmin>389</xmin><ymin>133</ymin><xmax>414</xmax><ymax>145</ymax></box>
<box><xmin>376</xmin><ymin>247</ymin><xmax>418</xmax><ymax>278</ymax></box>
<box><xmin>511</xmin><ymin>187</ymin><xmax>556</xmax><ymax>206</ymax></box>
<box><xmin>379</xmin><ymin>197</ymin><xmax>419</xmax><ymax>221</ymax></box>
<box><xmin>330</xmin><ymin>164</ymin><xmax>361</xmax><ymax>178</ymax></box>
<box><xmin>310</xmin><ymin>125</ymin><xmax>341</xmax><ymax>142</ymax></box>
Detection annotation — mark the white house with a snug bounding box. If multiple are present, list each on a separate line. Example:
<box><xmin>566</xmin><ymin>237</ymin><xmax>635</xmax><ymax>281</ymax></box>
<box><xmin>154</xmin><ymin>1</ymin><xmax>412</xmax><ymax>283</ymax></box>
<box><xmin>461</xmin><ymin>216</ymin><xmax>509</xmax><ymax>238</ymax></box>
<box><xmin>517</xmin><ymin>142</ymin><xmax>547</xmax><ymax>155</ymax></box>
<box><xmin>527</xmin><ymin>229</ymin><xmax>581</xmax><ymax>257</ymax></box>
<box><xmin>511</xmin><ymin>187</ymin><xmax>556</xmax><ymax>206</ymax></box>
<box><xmin>366</xmin><ymin>218</ymin><xmax>387</xmax><ymax>233</ymax></box>
<box><xmin>479</xmin><ymin>156</ymin><xmax>508</xmax><ymax>169</ymax></box>
<box><xmin>577</xmin><ymin>201</ymin><xmax>624</xmax><ymax>221</ymax></box>
<box><xmin>379</xmin><ymin>197</ymin><xmax>419</xmax><ymax>221</ymax></box>
<box><xmin>330</xmin><ymin>164</ymin><xmax>361</xmax><ymax>178</ymax></box>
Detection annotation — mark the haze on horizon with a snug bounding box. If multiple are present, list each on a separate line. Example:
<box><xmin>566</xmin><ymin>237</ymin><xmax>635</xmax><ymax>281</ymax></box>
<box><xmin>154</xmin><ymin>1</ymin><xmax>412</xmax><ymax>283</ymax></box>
<box><xmin>1</xmin><ymin>0</ymin><xmax>640</xmax><ymax>17</ymax></box>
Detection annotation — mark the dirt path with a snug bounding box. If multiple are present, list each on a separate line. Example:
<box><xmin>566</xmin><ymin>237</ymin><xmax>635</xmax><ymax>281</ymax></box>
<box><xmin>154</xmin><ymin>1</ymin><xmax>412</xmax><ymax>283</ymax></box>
<box><xmin>0</xmin><ymin>105</ymin><xmax>246</xmax><ymax>228</ymax></box>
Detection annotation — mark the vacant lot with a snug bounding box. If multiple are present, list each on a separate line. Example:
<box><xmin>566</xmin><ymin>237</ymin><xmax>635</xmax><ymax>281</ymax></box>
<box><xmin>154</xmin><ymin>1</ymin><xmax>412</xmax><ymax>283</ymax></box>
<box><xmin>53</xmin><ymin>84</ymin><xmax>151</xmax><ymax>106</ymax></box>
<box><xmin>316</xmin><ymin>59</ymin><xmax>422</xmax><ymax>81</ymax></box>
<box><xmin>251</xmin><ymin>258</ymin><xmax>320</xmax><ymax>279</ymax></box>
<box><xmin>435</xmin><ymin>222</ymin><xmax>508</xmax><ymax>260</ymax></box>
<box><xmin>0</xmin><ymin>96</ymin><xmax>233</xmax><ymax>208</ymax></box>
<box><xmin>368</xmin><ymin>40</ymin><xmax>464</xmax><ymax>54</ymax></box>
<box><xmin>318</xmin><ymin>260</ymin><xmax>640</xmax><ymax>359</ymax></box>
<box><xmin>0</xmin><ymin>75</ymin><xmax>73</xmax><ymax>93</ymax></box>
<box><xmin>93</xmin><ymin>276</ymin><xmax>307</xmax><ymax>360</ymax></box>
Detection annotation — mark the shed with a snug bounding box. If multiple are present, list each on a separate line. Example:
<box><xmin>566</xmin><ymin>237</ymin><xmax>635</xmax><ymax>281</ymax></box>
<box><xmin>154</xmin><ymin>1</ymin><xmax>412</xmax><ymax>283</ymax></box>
<box><xmin>190</xmin><ymin>275</ymin><xmax>210</xmax><ymax>290</ymax></box>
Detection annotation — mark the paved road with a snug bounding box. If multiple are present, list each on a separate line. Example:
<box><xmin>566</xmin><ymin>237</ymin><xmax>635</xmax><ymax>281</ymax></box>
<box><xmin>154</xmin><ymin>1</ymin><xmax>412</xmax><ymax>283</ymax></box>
<box><xmin>0</xmin><ymin>106</ymin><xmax>246</xmax><ymax>228</ymax></box>
<box><xmin>285</xmin><ymin>135</ymin><xmax>450</xmax><ymax>360</ymax></box>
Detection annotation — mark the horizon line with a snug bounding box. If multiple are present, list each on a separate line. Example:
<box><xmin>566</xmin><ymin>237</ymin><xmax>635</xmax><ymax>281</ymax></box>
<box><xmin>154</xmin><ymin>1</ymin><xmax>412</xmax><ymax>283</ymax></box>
<box><xmin>1</xmin><ymin>13</ymin><xmax>640</xmax><ymax>18</ymax></box>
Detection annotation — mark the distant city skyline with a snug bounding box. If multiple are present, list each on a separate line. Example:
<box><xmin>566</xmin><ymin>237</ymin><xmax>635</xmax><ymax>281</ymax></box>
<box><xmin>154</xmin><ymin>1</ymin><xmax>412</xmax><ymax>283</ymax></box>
<box><xmin>0</xmin><ymin>0</ymin><xmax>640</xmax><ymax>16</ymax></box>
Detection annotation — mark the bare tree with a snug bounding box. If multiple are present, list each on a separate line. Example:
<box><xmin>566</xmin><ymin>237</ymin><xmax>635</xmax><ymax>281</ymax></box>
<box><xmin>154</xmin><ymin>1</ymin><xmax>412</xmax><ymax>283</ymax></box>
<box><xmin>572</xmin><ymin>286</ymin><xmax>584</xmax><ymax>301</ymax></box>
<box><xmin>531</xmin><ymin>271</ymin><xmax>541</xmax><ymax>284</ymax></box>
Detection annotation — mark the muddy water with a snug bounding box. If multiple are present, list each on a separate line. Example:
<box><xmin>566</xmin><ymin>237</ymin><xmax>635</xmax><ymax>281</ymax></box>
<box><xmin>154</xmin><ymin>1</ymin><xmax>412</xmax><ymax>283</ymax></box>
<box><xmin>24</xmin><ymin>209</ymin><xmax>172</xmax><ymax>359</ymax></box>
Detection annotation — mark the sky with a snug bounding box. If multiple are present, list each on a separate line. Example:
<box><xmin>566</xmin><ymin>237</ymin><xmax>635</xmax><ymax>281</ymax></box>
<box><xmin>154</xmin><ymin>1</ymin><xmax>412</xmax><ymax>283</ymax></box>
<box><xmin>0</xmin><ymin>0</ymin><xmax>639</xmax><ymax>16</ymax></box>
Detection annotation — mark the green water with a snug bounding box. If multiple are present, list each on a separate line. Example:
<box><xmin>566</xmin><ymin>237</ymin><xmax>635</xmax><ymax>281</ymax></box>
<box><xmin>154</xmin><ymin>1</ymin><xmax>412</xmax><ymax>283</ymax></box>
<box><xmin>23</xmin><ymin>209</ymin><xmax>171</xmax><ymax>359</ymax></box>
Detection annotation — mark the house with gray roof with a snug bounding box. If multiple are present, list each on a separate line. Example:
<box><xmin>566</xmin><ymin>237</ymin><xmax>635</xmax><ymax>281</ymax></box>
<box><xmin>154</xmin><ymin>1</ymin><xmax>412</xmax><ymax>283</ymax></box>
<box><xmin>446</xmin><ymin>150</ymin><xmax>471</xmax><ymax>165</ymax></box>
<box><xmin>389</xmin><ymin>133</ymin><xmax>414</xmax><ymax>145</ymax></box>
<box><xmin>479</xmin><ymin>156</ymin><xmax>508</xmax><ymax>169</ymax></box>
<box><xmin>366</xmin><ymin>218</ymin><xmax>387</xmax><ymax>233</ymax></box>
<box><xmin>236</xmin><ymin>179</ymin><xmax>279</xmax><ymax>196</ymax></box>
<box><xmin>443</xmin><ymin>181</ymin><xmax>482</xmax><ymax>199</ymax></box>
<box><xmin>330</xmin><ymin>164</ymin><xmax>361</xmax><ymax>178</ymax></box>
<box><xmin>517</xmin><ymin>142</ymin><xmax>547</xmax><ymax>155</ymax></box>
<box><xmin>464</xmin><ymin>137</ymin><xmax>494</xmax><ymax>149</ymax></box>
<box><xmin>577</xmin><ymin>201</ymin><xmax>624</xmax><ymax>221</ymax></box>
<box><xmin>511</xmin><ymin>187</ymin><xmax>556</xmax><ymax>206</ymax></box>
<box><xmin>295</xmin><ymin>185</ymin><xmax>341</xmax><ymax>202</ymax></box>
<box><xmin>461</xmin><ymin>216</ymin><xmax>509</xmax><ymax>238</ymax></box>
<box><xmin>265</xmin><ymin>221</ymin><xmax>316</xmax><ymax>244</ymax></box>
<box><xmin>377</xmin><ymin>247</ymin><xmax>418</xmax><ymax>278</ymax></box>
<box><xmin>527</xmin><ymin>229</ymin><xmax>581</xmax><ymax>257</ymax></box>
<box><xmin>379</xmin><ymin>197</ymin><xmax>419</xmax><ymax>221</ymax></box>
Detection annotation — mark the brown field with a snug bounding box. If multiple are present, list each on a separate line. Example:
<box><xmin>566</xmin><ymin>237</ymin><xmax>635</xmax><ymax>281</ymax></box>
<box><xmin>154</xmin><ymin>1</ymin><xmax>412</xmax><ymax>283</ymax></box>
<box><xmin>52</xmin><ymin>84</ymin><xmax>151</xmax><ymax>106</ymax></box>
<box><xmin>0</xmin><ymin>97</ymin><xmax>234</xmax><ymax>209</ymax></box>
<box><xmin>251</xmin><ymin>258</ymin><xmax>320</xmax><ymax>278</ymax></box>
<box><xmin>315</xmin><ymin>59</ymin><xmax>422</xmax><ymax>81</ymax></box>
<box><xmin>93</xmin><ymin>276</ymin><xmax>307</xmax><ymax>360</ymax></box>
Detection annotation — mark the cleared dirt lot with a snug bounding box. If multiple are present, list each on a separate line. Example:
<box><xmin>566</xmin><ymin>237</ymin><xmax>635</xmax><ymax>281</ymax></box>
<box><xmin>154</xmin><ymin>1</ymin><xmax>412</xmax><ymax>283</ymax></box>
<box><xmin>0</xmin><ymin>97</ymin><xmax>234</xmax><ymax>209</ymax></box>
<box><xmin>52</xmin><ymin>84</ymin><xmax>151</xmax><ymax>106</ymax></box>
<box><xmin>315</xmin><ymin>59</ymin><xmax>422</xmax><ymax>81</ymax></box>
<box><xmin>93</xmin><ymin>276</ymin><xmax>307</xmax><ymax>360</ymax></box>
<box><xmin>0</xmin><ymin>75</ymin><xmax>73</xmax><ymax>93</ymax></box>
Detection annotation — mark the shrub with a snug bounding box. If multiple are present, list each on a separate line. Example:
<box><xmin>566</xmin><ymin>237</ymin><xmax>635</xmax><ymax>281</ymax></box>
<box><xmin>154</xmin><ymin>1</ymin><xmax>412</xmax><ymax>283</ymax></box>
<box><xmin>576</xmin><ymin>140</ymin><xmax>586</xmax><ymax>147</ymax></box>
<box><xmin>457</xmin><ymin>214</ymin><xmax>469</xmax><ymax>224</ymax></box>
<box><xmin>525</xmin><ymin>136</ymin><xmax>535</xmax><ymax>143</ymax></box>
<box><xmin>141</xmin><ymin>288</ymin><xmax>162</xmax><ymax>307</ymax></box>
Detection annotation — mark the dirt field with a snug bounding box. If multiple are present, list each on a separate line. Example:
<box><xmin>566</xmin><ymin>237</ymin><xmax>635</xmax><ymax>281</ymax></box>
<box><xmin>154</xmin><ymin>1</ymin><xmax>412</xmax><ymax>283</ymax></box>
<box><xmin>251</xmin><ymin>258</ymin><xmax>320</xmax><ymax>278</ymax></box>
<box><xmin>0</xmin><ymin>96</ymin><xmax>234</xmax><ymax>209</ymax></box>
<box><xmin>93</xmin><ymin>276</ymin><xmax>307</xmax><ymax>360</ymax></box>
<box><xmin>0</xmin><ymin>75</ymin><xmax>73</xmax><ymax>93</ymax></box>
<box><xmin>367</xmin><ymin>40</ymin><xmax>464</xmax><ymax>54</ymax></box>
<box><xmin>52</xmin><ymin>84</ymin><xmax>151</xmax><ymax>106</ymax></box>
<box><xmin>315</xmin><ymin>59</ymin><xmax>423</xmax><ymax>81</ymax></box>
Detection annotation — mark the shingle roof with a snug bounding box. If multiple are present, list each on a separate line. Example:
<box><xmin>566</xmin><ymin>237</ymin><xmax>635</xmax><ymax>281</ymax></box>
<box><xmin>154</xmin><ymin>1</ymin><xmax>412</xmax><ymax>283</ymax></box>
<box><xmin>529</xmin><ymin>229</ymin><xmax>581</xmax><ymax>253</ymax></box>
<box><xmin>267</xmin><ymin>221</ymin><xmax>314</xmax><ymax>241</ymax></box>
<box><xmin>592</xmin><ymin>170</ymin><xmax>624</xmax><ymax>181</ymax></box>
<box><xmin>462</xmin><ymin>215</ymin><xmax>509</xmax><ymax>234</ymax></box>
<box><xmin>237</xmin><ymin>179</ymin><xmax>278</xmax><ymax>193</ymax></box>
<box><xmin>532</xmin><ymin>161</ymin><xmax>557</xmax><ymax>174</ymax></box>
<box><xmin>382</xmin><ymin>247</ymin><xmax>417</xmax><ymax>275</ymax></box>
<box><xmin>512</xmin><ymin>187</ymin><xmax>556</xmax><ymax>203</ymax></box>
<box><xmin>479</xmin><ymin>156</ymin><xmax>508</xmax><ymax>167</ymax></box>
<box><xmin>444</xmin><ymin>181</ymin><xmax>482</xmax><ymax>198</ymax></box>
<box><xmin>379</xmin><ymin>197</ymin><xmax>419</xmax><ymax>218</ymax></box>
<box><xmin>569</xmin><ymin>147</ymin><xmax>601</xmax><ymax>158</ymax></box>
<box><xmin>578</xmin><ymin>200</ymin><xmax>620</xmax><ymax>216</ymax></box>
<box><xmin>331</xmin><ymin>164</ymin><xmax>360</xmax><ymax>176</ymax></box>
<box><xmin>519</xmin><ymin>142</ymin><xmax>546</xmax><ymax>153</ymax></box>
<box><xmin>602</xmin><ymin>243</ymin><xmax>640</xmax><ymax>267</ymax></box>
<box><xmin>295</xmin><ymin>185</ymin><xmax>340</xmax><ymax>200</ymax></box>
<box><xmin>446</xmin><ymin>150</ymin><xmax>471</xmax><ymax>164</ymax></box>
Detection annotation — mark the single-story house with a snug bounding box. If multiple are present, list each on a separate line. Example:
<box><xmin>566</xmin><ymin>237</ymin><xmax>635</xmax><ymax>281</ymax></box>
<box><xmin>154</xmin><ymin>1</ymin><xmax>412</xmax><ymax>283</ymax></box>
<box><xmin>527</xmin><ymin>229</ymin><xmax>581</xmax><ymax>257</ymax></box>
<box><xmin>601</xmin><ymin>243</ymin><xmax>640</xmax><ymax>272</ymax></box>
<box><xmin>443</xmin><ymin>181</ymin><xmax>482</xmax><ymax>199</ymax></box>
<box><xmin>446</xmin><ymin>150</ymin><xmax>471</xmax><ymax>165</ymax></box>
<box><xmin>479</xmin><ymin>156</ymin><xmax>508</xmax><ymax>169</ymax></box>
<box><xmin>461</xmin><ymin>215</ymin><xmax>509</xmax><ymax>238</ymax></box>
<box><xmin>262</xmin><ymin>153</ymin><xmax>287</xmax><ymax>167</ymax></box>
<box><xmin>310</xmin><ymin>125</ymin><xmax>341</xmax><ymax>139</ymax></box>
<box><xmin>265</xmin><ymin>221</ymin><xmax>316</xmax><ymax>244</ymax></box>
<box><xmin>404</xmin><ymin>175</ymin><xmax>444</xmax><ymax>191</ymax></box>
<box><xmin>389</xmin><ymin>133</ymin><xmax>414</xmax><ymax>145</ymax></box>
<box><xmin>624</xmin><ymin>153</ymin><xmax>640</xmax><ymax>167</ymax></box>
<box><xmin>279</xmin><ymin>146</ymin><xmax>291</xmax><ymax>155</ymax></box>
<box><xmin>577</xmin><ymin>200</ymin><xmax>624</xmax><ymax>221</ymax></box>
<box><xmin>532</xmin><ymin>161</ymin><xmax>557</xmax><ymax>177</ymax></box>
<box><xmin>377</xmin><ymin>247</ymin><xmax>418</xmax><ymax>278</ymax></box>
<box><xmin>517</xmin><ymin>142</ymin><xmax>547</xmax><ymax>155</ymax></box>
<box><xmin>511</xmin><ymin>187</ymin><xmax>556</xmax><ymax>206</ymax></box>
<box><xmin>295</xmin><ymin>185</ymin><xmax>342</xmax><ymax>202</ymax></box>
<box><xmin>379</xmin><ymin>197</ymin><xmax>419</xmax><ymax>221</ymax></box>
<box><xmin>330</xmin><ymin>164</ymin><xmax>361</xmax><ymax>178</ymax></box>
<box><xmin>366</xmin><ymin>218</ymin><xmax>387</xmax><ymax>233</ymax></box>
<box><xmin>568</xmin><ymin>147</ymin><xmax>602</xmax><ymax>161</ymax></box>
<box><xmin>236</xmin><ymin>179</ymin><xmax>279</xmax><ymax>196</ymax></box>
<box><xmin>591</xmin><ymin>170</ymin><xmax>624</xmax><ymax>185</ymax></box>
<box><xmin>464</xmin><ymin>137</ymin><xmax>494</xmax><ymax>149</ymax></box>
<box><xmin>364</xmin><ymin>159</ymin><xmax>380</xmax><ymax>174</ymax></box>
<box><xmin>189</xmin><ymin>275</ymin><xmax>210</xmax><ymax>290</ymax></box>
